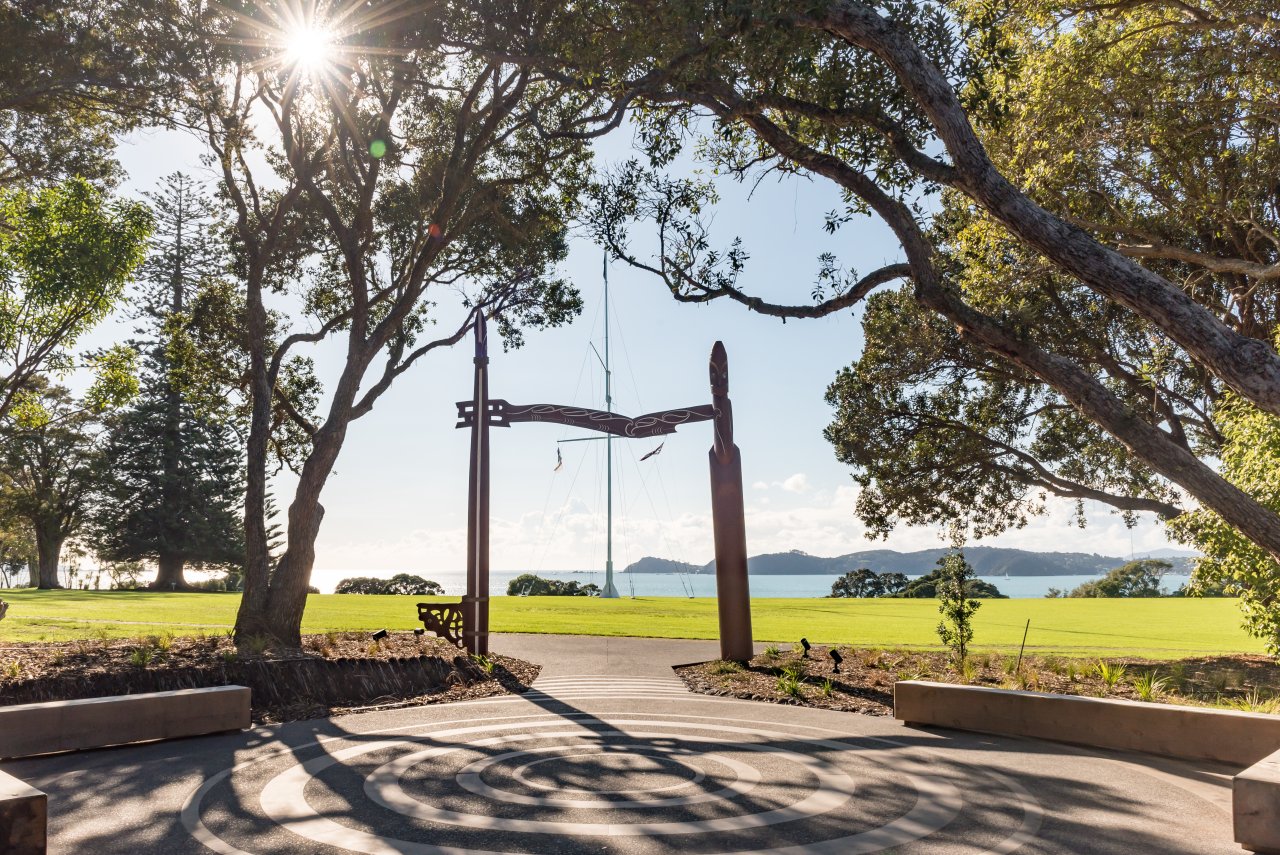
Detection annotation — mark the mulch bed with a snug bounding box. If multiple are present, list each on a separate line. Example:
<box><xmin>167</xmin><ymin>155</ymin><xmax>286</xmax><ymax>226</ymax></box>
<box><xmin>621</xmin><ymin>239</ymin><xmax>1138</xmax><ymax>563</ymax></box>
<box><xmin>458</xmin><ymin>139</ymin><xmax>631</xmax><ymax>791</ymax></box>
<box><xmin>676</xmin><ymin>644</ymin><xmax>1280</xmax><ymax>716</ymax></box>
<box><xmin>0</xmin><ymin>631</ymin><xmax>538</xmax><ymax>723</ymax></box>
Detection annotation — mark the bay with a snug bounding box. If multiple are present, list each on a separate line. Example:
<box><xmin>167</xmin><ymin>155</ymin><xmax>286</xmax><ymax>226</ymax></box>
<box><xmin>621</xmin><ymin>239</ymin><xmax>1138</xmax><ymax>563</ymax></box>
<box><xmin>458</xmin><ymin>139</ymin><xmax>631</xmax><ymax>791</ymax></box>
<box><xmin>333</xmin><ymin>569</ymin><xmax>1190</xmax><ymax>599</ymax></box>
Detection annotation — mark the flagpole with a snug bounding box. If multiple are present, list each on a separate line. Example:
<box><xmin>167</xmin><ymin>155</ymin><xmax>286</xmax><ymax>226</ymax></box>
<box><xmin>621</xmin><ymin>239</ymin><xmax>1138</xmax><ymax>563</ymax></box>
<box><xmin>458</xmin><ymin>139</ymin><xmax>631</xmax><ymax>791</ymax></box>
<box><xmin>602</xmin><ymin>252</ymin><xmax>619</xmax><ymax>598</ymax></box>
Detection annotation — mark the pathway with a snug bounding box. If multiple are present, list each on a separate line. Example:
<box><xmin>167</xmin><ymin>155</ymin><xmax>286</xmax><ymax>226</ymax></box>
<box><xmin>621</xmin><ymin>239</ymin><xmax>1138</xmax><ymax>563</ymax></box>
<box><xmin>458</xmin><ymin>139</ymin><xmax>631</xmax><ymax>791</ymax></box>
<box><xmin>1</xmin><ymin>633</ymin><xmax>1241</xmax><ymax>854</ymax></box>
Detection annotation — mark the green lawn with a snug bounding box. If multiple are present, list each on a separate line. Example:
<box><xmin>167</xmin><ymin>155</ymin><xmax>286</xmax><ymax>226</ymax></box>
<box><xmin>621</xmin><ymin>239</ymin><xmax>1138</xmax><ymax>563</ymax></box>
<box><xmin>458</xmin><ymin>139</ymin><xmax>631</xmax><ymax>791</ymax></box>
<box><xmin>0</xmin><ymin>589</ymin><xmax>1266</xmax><ymax>658</ymax></box>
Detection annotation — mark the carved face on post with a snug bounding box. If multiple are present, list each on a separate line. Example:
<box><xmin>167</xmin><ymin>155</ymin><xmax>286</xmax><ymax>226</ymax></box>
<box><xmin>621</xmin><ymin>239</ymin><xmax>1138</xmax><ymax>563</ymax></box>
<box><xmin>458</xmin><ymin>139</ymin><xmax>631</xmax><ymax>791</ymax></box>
<box><xmin>710</xmin><ymin>341</ymin><xmax>733</xmax><ymax>463</ymax></box>
<box><xmin>710</xmin><ymin>341</ymin><xmax>729</xmax><ymax>397</ymax></box>
<box><xmin>474</xmin><ymin>310</ymin><xmax>488</xmax><ymax>362</ymax></box>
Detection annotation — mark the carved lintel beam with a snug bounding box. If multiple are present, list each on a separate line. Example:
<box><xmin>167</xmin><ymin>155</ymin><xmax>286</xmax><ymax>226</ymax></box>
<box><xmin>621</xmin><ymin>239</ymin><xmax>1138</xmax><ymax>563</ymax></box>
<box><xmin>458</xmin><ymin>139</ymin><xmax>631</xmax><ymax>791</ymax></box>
<box><xmin>456</xmin><ymin>400</ymin><xmax>715</xmax><ymax>438</ymax></box>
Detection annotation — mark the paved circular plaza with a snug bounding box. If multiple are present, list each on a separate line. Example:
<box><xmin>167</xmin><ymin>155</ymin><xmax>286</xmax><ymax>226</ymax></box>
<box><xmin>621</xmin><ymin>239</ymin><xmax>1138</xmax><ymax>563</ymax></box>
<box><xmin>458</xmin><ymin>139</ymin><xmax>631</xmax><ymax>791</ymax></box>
<box><xmin>5</xmin><ymin>637</ymin><xmax>1242</xmax><ymax>854</ymax></box>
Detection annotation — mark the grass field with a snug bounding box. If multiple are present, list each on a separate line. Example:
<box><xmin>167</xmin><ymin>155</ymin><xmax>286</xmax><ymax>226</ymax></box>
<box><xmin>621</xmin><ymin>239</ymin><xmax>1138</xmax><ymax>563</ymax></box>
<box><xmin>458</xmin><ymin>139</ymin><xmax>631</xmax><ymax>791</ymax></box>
<box><xmin>0</xmin><ymin>589</ymin><xmax>1266</xmax><ymax>658</ymax></box>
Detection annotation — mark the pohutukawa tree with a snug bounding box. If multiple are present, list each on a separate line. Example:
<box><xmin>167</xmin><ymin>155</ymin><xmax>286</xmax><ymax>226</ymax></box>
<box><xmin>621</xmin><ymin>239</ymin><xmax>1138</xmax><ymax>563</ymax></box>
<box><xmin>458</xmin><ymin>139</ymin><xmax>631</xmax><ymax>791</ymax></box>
<box><xmin>499</xmin><ymin>0</ymin><xmax>1280</xmax><ymax>641</ymax></box>
<box><xmin>0</xmin><ymin>0</ymin><xmax>160</xmax><ymax>187</ymax></box>
<box><xmin>154</xmin><ymin>0</ymin><xmax>590</xmax><ymax>645</ymax></box>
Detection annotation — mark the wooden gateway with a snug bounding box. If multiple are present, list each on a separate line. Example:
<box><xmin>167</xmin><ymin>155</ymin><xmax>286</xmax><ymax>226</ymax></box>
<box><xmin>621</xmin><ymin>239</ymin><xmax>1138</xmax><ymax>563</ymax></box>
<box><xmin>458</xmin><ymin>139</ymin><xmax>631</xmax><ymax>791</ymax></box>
<box><xmin>419</xmin><ymin>311</ymin><xmax>753</xmax><ymax>661</ymax></box>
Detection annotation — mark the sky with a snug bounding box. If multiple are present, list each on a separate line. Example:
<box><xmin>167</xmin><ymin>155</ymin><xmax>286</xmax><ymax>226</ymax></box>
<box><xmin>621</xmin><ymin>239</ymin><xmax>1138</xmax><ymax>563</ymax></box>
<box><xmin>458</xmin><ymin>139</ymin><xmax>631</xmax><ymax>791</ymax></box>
<box><xmin>103</xmin><ymin>118</ymin><xmax>1182</xmax><ymax>593</ymax></box>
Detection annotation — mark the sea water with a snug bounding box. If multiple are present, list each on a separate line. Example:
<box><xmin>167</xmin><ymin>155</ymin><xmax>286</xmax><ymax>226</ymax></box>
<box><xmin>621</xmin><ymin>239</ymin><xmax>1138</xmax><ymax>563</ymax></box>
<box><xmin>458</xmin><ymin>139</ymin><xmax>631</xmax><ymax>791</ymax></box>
<box><xmin>335</xmin><ymin>570</ymin><xmax>1188</xmax><ymax>599</ymax></box>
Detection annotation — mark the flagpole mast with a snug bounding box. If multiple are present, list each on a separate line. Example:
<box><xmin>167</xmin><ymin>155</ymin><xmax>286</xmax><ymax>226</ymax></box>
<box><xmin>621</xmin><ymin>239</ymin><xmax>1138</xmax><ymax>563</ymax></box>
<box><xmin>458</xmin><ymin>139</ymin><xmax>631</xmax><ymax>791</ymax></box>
<box><xmin>602</xmin><ymin>252</ymin><xmax>619</xmax><ymax>598</ymax></box>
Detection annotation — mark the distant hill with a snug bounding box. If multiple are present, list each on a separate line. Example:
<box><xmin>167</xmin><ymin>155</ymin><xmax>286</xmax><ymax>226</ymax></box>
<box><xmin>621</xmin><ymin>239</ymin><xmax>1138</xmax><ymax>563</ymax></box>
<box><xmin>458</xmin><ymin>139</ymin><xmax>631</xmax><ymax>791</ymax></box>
<box><xmin>622</xmin><ymin>547</ymin><xmax>1196</xmax><ymax>577</ymax></box>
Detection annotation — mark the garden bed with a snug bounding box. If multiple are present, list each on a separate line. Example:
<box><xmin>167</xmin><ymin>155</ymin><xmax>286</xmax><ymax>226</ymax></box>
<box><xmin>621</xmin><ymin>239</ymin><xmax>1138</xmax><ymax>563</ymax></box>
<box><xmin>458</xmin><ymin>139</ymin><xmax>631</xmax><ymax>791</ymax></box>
<box><xmin>675</xmin><ymin>643</ymin><xmax>1280</xmax><ymax>715</ymax></box>
<box><xmin>0</xmin><ymin>631</ymin><xmax>537</xmax><ymax>723</ymax></box>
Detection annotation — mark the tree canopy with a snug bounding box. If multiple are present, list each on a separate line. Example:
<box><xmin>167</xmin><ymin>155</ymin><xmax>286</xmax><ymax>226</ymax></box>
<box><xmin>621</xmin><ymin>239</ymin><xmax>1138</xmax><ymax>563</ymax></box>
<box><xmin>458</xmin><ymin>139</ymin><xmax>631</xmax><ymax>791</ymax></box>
<box><xmin>0</xmin><ymin>178</ymin><xmax>150</xmax><ymax>420</ymax></box>
<box><xmin>149</xmin><ymin>0</ymin><xmax>594</xmax><ymax>645</ymax></box>
<box><xmin>0</xmin><ymin>382</ymin><xmax>104</xmax><ymax>588</ymax></box>
<box><xmin>335</xmin><ymin>574</ymin><xmax>444</xmax><ymax>596</ymax></box>
<box><xmin>1067</xmin><ymin>559</ymin><xmax>1170</xmax><ymax>599</ymax></box>
<box><xmin>506</xmin><ymin>573</ymin><xmax>600</xmax><ymax>597</ymax></box>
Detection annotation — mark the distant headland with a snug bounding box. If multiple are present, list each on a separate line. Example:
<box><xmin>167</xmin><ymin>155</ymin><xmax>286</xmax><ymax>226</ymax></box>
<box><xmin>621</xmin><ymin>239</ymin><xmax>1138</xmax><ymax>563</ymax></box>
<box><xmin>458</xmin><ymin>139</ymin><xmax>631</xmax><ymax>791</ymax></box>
<box><xmin>621</xmin><ymin>547</ymin><xmax>1197</xmax><ymax>578</ymax></box>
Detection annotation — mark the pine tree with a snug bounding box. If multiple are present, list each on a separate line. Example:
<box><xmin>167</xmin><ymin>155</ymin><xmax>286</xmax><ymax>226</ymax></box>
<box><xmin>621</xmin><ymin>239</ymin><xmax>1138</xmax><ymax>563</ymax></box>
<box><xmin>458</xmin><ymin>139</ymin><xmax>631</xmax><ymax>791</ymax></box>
<box><xmin>95</xmin><ymin>372</ymin><xmax>244</xmax><ymax>588</ymax></box>
<box><xmin>93</xmin><ymin>172</ymin><xmax>244</xmax><ymax>589</ymax></box>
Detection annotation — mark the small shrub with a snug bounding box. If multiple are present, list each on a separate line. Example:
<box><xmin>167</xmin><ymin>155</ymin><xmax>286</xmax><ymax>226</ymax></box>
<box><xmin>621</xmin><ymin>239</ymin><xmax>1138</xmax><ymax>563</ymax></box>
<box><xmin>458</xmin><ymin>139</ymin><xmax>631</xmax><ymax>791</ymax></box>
<box><xmin>1167</xmin><ymin>662</ymin><xmax>1187</xmax><ymax>690</ymax></box>
<box><xmin>473</xmin><ymin>654</ymin><xmax>496</xmax><ymax>674</ymax></box>
<box><xmin>776</xmin><ymin>672</ymin><xmax>803</xmax><ymax>699</ymax></box>
<box><xmin>1042</xmin><ymin>655</ymin><xmax>1064</xmax><ymax>675</ymax></box>
<box><xmin>1002</xmin><ymin>656</ymin><xmax>1019</xmax><ymax>676</ymax></box>
<box><xmin>1066</xmin><ymin>661</ymin><xmax>1079</xmax><ymax>682</ymax></box>
<box><xmin>972</xmin><ymin>653</ymin><xmax>991</xmax><ymax>670</ymax></box>
<box><xmin>5</xmin><ymin>660</ymin><xmax>20</xmax><ymax>678</ymax></box>
<box><xmin>1095</xmin><ymin>660</ymin><xmax>1127</xmax><ymax>693</ymax></box>
<box><xmin>763</xmin><ymin>644</ymin><xmax>782</xmax><ymax>658</ymax></box>
<box><xmin>781</xmin><ymin>660</ymin><xmax>806</xmax><ymax>679</ymax></box>
<box><xmin>960</xmin><ymin>658</ymin><xmax>978</xmax><ymax>683</ymax></box>
<box><xmin>153</xmin><ymin>632</ymin><xmax>174</xmax><ymax>653</ymax></box>
<box><xmin>220</xmin><ymin>649</ymin><xmax>238</xmax><ymax>663</ymax></box>
<box><xmin>819</xmin><ymin>678</ymin><xmax>834</xmax><ymax>698</ymax></box>
<box><xmin>710</xmin><ymin>660</ymin><xmax>742</xmax><ymax>675</ymax></box>
<box><xmin>935</xmin><ymin>549</ymin><xmax>981</xmax><ymax>664</ymax></box>
<box><xmin>1132</xmin><ymin>671</ymin><xmax>1170</xmax><ymax>702</ymax></box>
<box><xmin>130</xmin><ymin>647</ymin><xmax>154</xmax><ymax>668</ymax></box>
<box><xmin>860</xmin><ymin>649</ymin><xmax>884</xmax><ymax>669</ymax></box>
<box><xmin>1226</xmin><ymin>687</ymin><xmax>1280</xmax><ymax>714</ymax></box>
<box><xmin>1016</xmin><ymin>670</ymin><xmax>1040</xmax><ymax>691</ymax></box>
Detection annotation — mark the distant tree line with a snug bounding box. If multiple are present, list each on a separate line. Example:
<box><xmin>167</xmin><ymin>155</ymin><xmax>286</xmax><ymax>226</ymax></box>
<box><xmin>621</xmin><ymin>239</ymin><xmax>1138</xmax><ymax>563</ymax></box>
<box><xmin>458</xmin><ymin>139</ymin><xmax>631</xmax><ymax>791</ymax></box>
<box><xmin>829</xmin><ymin>559</ymin><xmax>1006</xmax><ymax>599</ymax></box>
<box><xmin>1046</xmin><ymin>559</ymin><xmax>1236</xmax><ymax>599</ymax></box>
<box><xmin>335</xmin><ymin>575</ymin><xmax>444</xmax><ymax>596</ymax></box>
<box><xmin>507</xmin><ymin>574</ymin><xmax>600</xmax><ymax>597</ymax></box>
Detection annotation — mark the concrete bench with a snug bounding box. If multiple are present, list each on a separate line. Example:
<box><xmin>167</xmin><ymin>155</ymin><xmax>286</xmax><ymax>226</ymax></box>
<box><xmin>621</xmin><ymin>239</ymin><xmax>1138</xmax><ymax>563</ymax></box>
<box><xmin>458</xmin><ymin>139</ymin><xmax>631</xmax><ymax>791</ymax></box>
<box><xmin>894</xmin><ymin>679</ymin><xmax>1280</xmax><ymax>766</ymax></box>
<box><xmin>0</xmin><ymin>769</ymin><xmax>45</xmax><ymax>855</ymax></box>
<box><xmin>0</xmin><ymin>685</ymin><xmax>251</xmax><ymax>760</ymax></box>
<box><xmin>894</xmin><ymin>681</ymin><xmax>1280</xmax><ymax>853</ymax></box>
<box><xmin>1236</xmin><ymin>748</ymin><xmax>1280</xmax><ymax>854</ymax></box>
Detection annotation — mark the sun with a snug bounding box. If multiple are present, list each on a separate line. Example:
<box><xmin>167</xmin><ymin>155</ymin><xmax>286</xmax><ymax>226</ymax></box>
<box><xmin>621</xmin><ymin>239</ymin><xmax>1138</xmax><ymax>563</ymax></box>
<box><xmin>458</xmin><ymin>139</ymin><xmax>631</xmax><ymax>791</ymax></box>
<box><xmin>284</xmin><ymin>25</ymin><xmax>334</xmax><ymax>70</ymax></box>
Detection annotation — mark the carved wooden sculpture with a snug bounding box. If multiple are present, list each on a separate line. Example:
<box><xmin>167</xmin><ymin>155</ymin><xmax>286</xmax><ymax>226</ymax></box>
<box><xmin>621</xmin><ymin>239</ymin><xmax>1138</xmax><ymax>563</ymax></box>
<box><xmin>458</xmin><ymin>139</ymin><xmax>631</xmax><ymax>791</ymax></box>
<box><xmin>436</xmin><ymin>312</ymin><xmax>754</xmax><ymax>660</ymax></box>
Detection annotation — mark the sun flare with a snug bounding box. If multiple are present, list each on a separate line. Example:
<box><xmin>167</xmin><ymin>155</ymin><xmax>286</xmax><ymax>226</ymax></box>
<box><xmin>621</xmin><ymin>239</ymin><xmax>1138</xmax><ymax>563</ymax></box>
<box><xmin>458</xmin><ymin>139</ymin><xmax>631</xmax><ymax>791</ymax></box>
<box><xmin>284</xmin><ymin>25</ymin><xmax>333</xmax><ymax>70</ymax></box>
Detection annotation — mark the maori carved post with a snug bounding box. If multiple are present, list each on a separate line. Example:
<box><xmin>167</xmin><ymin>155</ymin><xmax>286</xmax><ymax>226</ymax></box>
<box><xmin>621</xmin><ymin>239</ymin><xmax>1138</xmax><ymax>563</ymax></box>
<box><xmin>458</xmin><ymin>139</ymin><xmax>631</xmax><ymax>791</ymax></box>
<box><xmin>465</xmin><ymin>311</ymin><xmax>491</xmax><ymax>656</ymax></box>
<box><xmin>709</xmin><ymin>341</ymin><xmax>754</xmax><ymax>661</ymax></box>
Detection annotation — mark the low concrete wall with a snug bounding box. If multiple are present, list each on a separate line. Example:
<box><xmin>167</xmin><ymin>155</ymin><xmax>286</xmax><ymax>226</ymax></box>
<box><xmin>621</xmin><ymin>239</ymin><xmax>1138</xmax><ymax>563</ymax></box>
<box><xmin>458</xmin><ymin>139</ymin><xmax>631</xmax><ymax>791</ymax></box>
<box><xmin>0</xmin><ymin>685</ymin><xmax>250</xmax><ymax>760</ymax></box>
<box><xmin>0</xmin><ymin>768</ymin><xmax>46</xmax><ymax>855</ymax></box>
<box><xmin>1235</xmin><ymin>748</ymin><xmax>1280</xmax><ymax>854</ymax></box>
<box><xmin>894</xmin><ymin>680</ymin><xmax>1280</xmax><ymax>767</ymax></box>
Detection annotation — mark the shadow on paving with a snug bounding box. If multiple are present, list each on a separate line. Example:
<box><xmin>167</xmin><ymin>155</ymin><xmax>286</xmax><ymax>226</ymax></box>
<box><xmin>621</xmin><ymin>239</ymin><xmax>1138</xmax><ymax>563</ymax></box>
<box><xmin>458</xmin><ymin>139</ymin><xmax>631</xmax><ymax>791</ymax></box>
<box><xmin>0</xmin><ymin>686</ymin><xmax>1239</xmax><ymax>855</ymax></box>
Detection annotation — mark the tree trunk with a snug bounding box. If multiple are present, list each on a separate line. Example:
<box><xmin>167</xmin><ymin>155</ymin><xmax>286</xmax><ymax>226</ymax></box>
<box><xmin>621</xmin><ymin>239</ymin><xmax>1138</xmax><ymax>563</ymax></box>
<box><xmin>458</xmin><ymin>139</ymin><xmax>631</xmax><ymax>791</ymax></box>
<box><xmin>34</xmin><ymin>527</ymin><xmax>63</xmax><ymax>589</ymax></box>
<box><xmin>232</xmin><ymin>269</ymin><xmax>275</xmax><ymax>643</ymax></box>
<box><xmin>152</xmin><ymin>553</ymin><xmax>187</xmax><ymax>591</ymax></box>
<box><xmin>258</xmin><ymin>422</ymin><xmax>347</xmax><ymax>647</ymax></box>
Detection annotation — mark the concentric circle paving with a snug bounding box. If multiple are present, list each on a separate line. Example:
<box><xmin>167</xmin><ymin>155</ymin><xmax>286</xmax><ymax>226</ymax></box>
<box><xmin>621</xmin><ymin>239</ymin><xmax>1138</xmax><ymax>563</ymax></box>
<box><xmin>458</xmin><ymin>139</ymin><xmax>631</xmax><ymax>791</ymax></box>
<box><xmin>172</xmin><ymin>675</ymin><xmax>1239</xmax><ymax>855</ymax></box>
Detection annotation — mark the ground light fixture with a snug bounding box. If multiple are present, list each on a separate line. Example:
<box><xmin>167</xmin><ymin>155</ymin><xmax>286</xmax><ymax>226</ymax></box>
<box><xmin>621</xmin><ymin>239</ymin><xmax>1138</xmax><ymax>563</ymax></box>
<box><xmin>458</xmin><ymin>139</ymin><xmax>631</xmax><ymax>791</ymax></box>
<box><xmin>829</xmin><ymin>649</ymin><xmax>843</xmax><ymax>673</ymax></box>
<box><xmin>800</xmin><ymin>638</ymin><xmax>811</xmax><ymax>657</ymax></box>
<box><xmin>413</xmin><ymin>628</ymin><xmax>425</xmax><ymax>636</ymax></box>
<box><xmin>371</xmin><ymin>629</ymin><xmax>389</xmax><ymax>641</ymax></box>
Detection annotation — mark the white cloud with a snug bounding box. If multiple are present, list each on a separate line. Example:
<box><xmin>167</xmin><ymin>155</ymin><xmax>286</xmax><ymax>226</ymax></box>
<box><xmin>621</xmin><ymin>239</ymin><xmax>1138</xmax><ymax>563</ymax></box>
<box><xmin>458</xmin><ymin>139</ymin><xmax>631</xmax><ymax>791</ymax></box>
<box><xmin>780</xmin><ymin>473</ymin><xmax>811</xmax><ymax>493</ymax></box>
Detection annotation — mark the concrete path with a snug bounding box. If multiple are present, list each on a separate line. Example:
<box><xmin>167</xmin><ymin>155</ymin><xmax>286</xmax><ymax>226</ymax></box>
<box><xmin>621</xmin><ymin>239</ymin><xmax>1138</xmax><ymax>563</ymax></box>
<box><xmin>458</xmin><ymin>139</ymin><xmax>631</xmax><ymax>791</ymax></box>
<box><xmin>1</xmin><ymin>633</ymin><xmax>1242</xmax><ymax>854</ymax></box>
<box><xmin>489</xmin><ymin>632</ymin><xmax>764</xmax><ymax>677</ymax></box>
